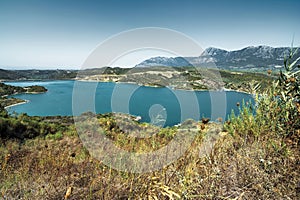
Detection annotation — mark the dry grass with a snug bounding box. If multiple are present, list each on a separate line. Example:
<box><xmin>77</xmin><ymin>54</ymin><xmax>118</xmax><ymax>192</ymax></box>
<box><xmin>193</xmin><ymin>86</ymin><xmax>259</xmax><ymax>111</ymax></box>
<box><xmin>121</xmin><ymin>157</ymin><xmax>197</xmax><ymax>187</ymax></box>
<box><xmin>0</xmin><ymin>117</ymin><xmax>299</xmax><ymax>199</ymax></box>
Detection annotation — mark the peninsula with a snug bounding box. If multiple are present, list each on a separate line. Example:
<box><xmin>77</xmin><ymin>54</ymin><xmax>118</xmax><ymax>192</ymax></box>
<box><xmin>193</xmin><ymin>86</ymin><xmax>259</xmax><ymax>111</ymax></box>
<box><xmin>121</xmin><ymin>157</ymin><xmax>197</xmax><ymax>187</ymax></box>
<box><xmin>0</xmin><ymin>82</ymin><xmax>47</xmax><ymax>108</ymax></box>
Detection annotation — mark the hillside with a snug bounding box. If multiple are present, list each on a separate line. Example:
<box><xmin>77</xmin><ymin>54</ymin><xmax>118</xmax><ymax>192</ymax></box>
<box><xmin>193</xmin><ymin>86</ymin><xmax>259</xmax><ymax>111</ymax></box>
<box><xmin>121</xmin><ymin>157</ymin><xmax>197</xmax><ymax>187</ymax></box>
<box><xmin>0</xmin><ymin>69</ymin><xmax>77</xmax><ymax>81</ymax></box>
<box><xmin>77</xmin><ymin>66</ymin><xmax>274</xmax><ymax>93</ymax></box>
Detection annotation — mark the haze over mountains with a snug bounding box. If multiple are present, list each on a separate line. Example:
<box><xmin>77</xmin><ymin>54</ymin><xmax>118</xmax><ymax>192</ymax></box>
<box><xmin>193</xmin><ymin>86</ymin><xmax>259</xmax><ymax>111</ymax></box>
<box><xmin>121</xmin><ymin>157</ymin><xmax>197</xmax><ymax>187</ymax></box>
<box><xmin>136</xmin><ymin>45</ymin><xmax>300</xmax><ymax>71</ymax></box>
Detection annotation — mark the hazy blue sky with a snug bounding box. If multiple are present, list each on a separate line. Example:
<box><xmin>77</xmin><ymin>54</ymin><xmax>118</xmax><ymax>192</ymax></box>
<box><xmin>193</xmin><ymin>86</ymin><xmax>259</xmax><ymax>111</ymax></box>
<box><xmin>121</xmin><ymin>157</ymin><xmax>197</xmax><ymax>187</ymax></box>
<box><xmin>0</xmin><ymin>0</ymin><xmax>299</xmax><ymax>69</ymax></box>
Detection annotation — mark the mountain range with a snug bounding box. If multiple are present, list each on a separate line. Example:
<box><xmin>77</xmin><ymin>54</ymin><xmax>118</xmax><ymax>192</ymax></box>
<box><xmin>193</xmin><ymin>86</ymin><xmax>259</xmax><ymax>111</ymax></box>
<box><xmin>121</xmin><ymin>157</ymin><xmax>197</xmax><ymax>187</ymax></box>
<box><xmin>136</xmin><ymin>46</ymin><xmax>300</xmax><ymax>71</ymax></box>
<box><xmin>1</xmin><ymin>46</ymin><xmax>299</xmax><ymax>81</ymax></box>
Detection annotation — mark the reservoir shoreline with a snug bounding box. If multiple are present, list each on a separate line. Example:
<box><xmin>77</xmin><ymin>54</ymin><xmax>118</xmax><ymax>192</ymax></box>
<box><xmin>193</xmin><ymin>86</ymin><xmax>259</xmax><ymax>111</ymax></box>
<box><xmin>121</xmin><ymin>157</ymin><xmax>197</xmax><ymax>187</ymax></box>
<box><xmin>4</xmin><ymin>100</ymin><xmax>29</xmax><ymax>109</ymax></box>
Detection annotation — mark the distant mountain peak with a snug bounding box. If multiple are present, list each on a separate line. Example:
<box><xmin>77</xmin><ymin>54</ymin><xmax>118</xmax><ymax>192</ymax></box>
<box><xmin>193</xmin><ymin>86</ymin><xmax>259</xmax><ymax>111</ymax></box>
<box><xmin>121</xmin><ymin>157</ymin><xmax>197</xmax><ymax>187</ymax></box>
<box><xmin>135</xmin><ymin>56</ymin><xmax>191</xmax><ymax>68</ymax></box>
<box><xmin>201</xmin><ymin>47</ymin><xmax>228</xmax><ymax>56</ymax></box>
<box><xmin>134</xmin><ymin>45</ymin><xmax>300</xmax><ymax>71</ymax></box>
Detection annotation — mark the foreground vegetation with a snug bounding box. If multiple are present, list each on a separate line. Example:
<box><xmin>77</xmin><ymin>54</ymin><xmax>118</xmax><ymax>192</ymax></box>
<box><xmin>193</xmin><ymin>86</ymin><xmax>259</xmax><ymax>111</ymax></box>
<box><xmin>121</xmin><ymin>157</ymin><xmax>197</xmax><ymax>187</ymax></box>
<box><xmin>0</xmin><ymin>52</ymin><xmax>299</xmax><ymax>199</ymax></box>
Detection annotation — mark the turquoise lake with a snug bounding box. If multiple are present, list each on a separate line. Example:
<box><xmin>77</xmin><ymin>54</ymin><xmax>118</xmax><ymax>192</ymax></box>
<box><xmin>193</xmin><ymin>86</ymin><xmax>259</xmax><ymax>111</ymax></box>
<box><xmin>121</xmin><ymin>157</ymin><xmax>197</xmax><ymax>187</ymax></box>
<box><xmin>5</xmin><ymin>80</ymin><xmax>253</xmax><ymax>127</ymax></box>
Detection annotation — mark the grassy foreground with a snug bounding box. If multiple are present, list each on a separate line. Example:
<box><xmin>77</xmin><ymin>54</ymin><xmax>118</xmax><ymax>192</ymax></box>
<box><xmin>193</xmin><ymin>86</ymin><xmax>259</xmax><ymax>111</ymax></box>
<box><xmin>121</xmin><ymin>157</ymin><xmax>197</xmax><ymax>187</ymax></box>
<box><xmin>0</xmin><ymin>112</ymin><xmax>299</xmax><ymax>199</ymax></box>
<box><xmin>0</xmin><ymin>53</ymin><xmax>300</xmax><ymax>199</ymax></box>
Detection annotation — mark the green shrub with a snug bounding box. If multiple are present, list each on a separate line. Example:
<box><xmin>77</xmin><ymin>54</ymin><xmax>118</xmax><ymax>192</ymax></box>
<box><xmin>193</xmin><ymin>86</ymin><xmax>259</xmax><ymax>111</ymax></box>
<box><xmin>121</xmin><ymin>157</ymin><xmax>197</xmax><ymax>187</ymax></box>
<box><xmin>225</xmin><ymin>48</ymin><xmax>300</xmax><ymax>145</ymax></box>
<box><xmin>277</xmin><ymin>48</ymin><xmax>300</xmax><ymax>137</ymax></box>
<box><xmin>46</xmin><ymin>131</ymin><xmax>63</xmax><ymax>140</ymax></box>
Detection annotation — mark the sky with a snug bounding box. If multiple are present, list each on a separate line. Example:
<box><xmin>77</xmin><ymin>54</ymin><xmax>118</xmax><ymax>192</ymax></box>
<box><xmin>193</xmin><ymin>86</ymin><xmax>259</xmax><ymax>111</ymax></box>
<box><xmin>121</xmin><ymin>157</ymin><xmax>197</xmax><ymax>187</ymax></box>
<box><xmin>0</xmin><ymin>0</ymin><xmax>299</xmax><ymax>69</ymax></box>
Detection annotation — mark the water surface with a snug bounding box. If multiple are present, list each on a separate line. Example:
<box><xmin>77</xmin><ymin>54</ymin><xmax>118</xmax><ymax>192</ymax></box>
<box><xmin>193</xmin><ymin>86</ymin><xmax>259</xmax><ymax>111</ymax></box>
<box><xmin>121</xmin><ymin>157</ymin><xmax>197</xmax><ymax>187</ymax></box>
<box><xmin>6</xmin><ymin>80</ymin><xmax>253</xmax><ymax>126</ymax></box>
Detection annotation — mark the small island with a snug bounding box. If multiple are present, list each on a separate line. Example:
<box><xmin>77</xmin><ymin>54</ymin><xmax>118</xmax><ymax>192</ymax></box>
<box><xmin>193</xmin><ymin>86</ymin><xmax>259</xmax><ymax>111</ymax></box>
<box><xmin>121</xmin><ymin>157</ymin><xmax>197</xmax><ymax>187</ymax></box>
<box><xmin>24</xmin><ymin>85</ymin><xmax>48</xmax><ymax>93</ymax></box>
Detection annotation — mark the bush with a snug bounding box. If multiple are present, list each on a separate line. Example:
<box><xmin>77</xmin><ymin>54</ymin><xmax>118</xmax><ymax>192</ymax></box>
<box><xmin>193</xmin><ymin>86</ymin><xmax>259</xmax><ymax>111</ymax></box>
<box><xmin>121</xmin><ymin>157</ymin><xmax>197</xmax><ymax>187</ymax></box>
<box><xmin>46</xmin><ymin>131</ymin><xmax>63</xmax><ymax>140</ymax></box>
<box><xmin>225</xmin><ymin>48</ymin><xmax>300</xmax><ymax>145</ymax></box>
<box><xmin>0</xmin><ymin>113</ymin><xmax>67</xmax><ymax>141</ymax></box>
